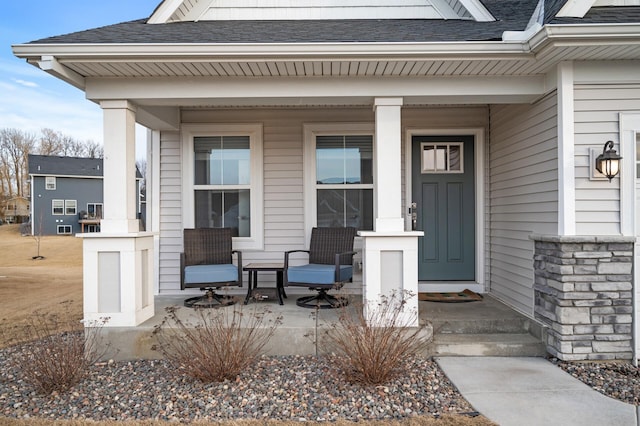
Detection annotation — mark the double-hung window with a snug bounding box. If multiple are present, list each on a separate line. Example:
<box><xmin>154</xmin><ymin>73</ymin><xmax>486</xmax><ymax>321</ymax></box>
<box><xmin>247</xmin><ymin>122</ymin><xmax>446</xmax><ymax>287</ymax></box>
<box><xmin>184</xmin><ymin>124</ymin><xmax>263</xmax><ymax>250</ymax></box>
<box><xmin>52</xmin><ymin>199</ymin><xmax>64</xmax><ymax>215</ymax></box>
<box><xmin>305</xmin><ymin>124</ymin><xmax>374</xmax><ymax>231</ymax></box>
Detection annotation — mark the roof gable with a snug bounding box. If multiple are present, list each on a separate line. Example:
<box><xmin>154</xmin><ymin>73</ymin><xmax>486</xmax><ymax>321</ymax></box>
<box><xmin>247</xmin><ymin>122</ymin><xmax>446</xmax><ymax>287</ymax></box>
<box><xmin>148</xmin><ymin>0</ymin><xmax>495</xmax><ymax>23</ymax></box>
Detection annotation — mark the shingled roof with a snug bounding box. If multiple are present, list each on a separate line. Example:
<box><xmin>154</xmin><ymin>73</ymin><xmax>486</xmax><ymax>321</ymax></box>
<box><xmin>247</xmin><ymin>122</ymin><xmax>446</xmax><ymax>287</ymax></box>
<box><xmin>25</xmin><ymin>0</ymin><xmax>540</xmax><ymax>45</ymax></box>
<box><xmin>28</xmin><ymin>155</ymin><xmax>103</xmax><ymax>177</ymax></box>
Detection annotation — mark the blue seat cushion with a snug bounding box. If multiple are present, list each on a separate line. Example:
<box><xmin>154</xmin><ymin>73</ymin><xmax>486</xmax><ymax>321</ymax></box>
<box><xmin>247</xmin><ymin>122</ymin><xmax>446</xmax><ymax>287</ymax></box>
<box><xmin>184</xmin><ymin>264</ymin><xmax>238</xmax><ymax>285</ymax></box>
<box><xmin>287</xmin><ymin>263</ymin><xmax>352</xmax><ymax>285</ymax></box>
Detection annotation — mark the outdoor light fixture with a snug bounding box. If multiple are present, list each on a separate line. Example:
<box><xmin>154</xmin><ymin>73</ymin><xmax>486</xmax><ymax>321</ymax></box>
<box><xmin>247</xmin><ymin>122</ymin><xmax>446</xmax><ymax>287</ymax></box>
<box><xmin>595</xmin><ymin>140</ymin><xmax>622</xmax><ymax>182</ymax></box>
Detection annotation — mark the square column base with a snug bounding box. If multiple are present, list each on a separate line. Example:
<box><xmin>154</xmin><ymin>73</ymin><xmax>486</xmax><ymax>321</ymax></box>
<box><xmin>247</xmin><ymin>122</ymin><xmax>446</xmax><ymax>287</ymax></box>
<box><xmin>359</xmin><ymin>231</ymin><xmax>423</xmax><ymax>327</ymax></box>
<box><xmin>80</xmin><ymin>233</ymin><xmax>155</xmax><ymax>327</ymax></box>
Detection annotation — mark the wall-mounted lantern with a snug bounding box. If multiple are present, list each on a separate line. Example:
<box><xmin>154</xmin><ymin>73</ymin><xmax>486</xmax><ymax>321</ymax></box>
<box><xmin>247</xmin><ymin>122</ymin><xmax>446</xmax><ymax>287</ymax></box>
<box><xmin>595</xmin><ymin>140</ymin><xmax>622</xmax><ymax>182</ymax></box>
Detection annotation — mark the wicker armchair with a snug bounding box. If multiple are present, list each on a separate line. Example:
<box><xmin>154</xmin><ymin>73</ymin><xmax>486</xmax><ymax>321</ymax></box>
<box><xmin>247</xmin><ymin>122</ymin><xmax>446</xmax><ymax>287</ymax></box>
<box><xmin>181</xmin><ymin>228</ymin><xmax>242</xmax><ymax>308</ymax></box>
<box><xmin>283</xmin><ymin>227</ymin><xmax>357</xmax><ymax>309</ymax></box>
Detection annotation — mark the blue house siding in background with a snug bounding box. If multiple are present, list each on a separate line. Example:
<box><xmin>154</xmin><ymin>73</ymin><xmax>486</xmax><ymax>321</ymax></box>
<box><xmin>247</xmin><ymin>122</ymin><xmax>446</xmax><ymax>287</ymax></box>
<box><xmin>28</xmin><ymin>155</ymin><xmax>142</xmax><ymax>236</ymax></box>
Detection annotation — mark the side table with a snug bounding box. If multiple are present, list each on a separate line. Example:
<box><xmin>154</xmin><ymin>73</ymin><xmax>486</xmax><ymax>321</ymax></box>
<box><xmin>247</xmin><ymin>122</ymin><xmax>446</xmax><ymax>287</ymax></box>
<box><xmin>243</xmin><ymin>263</ymin><xmax>286</xmax><ymax>305</ymax></box>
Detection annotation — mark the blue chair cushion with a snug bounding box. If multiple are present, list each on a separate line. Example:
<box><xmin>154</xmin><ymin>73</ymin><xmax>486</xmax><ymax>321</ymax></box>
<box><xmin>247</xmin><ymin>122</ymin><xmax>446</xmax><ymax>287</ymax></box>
<box><xmin>184</xmin><ymin>264</ymin><xmax>238</xmax><ymax>285</ymax></box>
<box><xmin>287</xmin><ymin>263</ymin><xmax>352</xmax><ymax>285</ymax></box>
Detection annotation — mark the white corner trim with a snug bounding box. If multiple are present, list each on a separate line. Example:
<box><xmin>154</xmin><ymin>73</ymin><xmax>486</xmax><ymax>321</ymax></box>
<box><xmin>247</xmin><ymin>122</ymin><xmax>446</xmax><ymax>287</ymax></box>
<box><xmin>556</xmin><ymin>0</ymin><xmax>596</xmax><ymax>18</ymax></box>
<box><xmin>404</xmin><ymin>127</ymin><xmax>486</xmax><ymax>289</ymax></box>
<box><xmin>620</xmin><ymin>112</ymin><xmax>640</xmax><ymax>237</ymax></box>
<box><xmin>557</xmin><ymin>61</ymin><xmax>576</xmax><ymax>236</ymax></box>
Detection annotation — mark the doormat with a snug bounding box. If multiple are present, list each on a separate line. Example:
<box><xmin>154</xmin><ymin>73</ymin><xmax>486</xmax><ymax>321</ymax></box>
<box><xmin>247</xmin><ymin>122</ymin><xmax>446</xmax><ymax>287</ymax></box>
<box><xmin>418</xmin><ymin>289</ymin><xmax>483</xmax><ymax>303</ymax></box>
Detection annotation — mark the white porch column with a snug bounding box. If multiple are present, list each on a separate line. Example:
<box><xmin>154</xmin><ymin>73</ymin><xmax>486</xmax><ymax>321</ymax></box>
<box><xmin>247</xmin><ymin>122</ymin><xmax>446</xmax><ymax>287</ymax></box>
<box><xmin>101</xmin><ymin>100</ymin><xmax>139</xmax><ymax>234</ymax></box>
<box><xmin>374</xmin><ymin>98</ymin><xmax>404</xmax><ymax>232</ymax></box>
<box><xmin>360</xmin><ymin>97</ymin><xmax>423</xmax><ymax>327</ymax></box>
<box><xmin>79</xmin><ymin>100</ymin><xmax>154</xmax><ymax>327</ymax></box>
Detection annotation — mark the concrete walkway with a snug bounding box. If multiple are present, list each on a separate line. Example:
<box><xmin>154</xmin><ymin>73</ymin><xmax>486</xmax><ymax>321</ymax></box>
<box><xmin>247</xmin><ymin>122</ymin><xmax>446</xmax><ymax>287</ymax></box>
<box><xmin>437</xmin><ymin>357</ymin><xmax>637</xmax><ymax>426</ymax></box>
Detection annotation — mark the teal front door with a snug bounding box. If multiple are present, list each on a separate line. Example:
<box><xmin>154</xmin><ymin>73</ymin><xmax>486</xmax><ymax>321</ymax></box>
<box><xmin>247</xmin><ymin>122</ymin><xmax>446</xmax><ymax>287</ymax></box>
<box><xmin>412</xmin><ymin>135</ymin><xmax>475</xmax><ymax>281</ymax></box>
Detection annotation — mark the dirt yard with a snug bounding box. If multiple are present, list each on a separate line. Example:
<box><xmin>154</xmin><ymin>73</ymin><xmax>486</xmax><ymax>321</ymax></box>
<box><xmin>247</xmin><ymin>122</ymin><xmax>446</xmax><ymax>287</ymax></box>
<box><xmin>0</xmin><ymin>224</ymin><xmax>83</xmax><ymax>347</ymax></box>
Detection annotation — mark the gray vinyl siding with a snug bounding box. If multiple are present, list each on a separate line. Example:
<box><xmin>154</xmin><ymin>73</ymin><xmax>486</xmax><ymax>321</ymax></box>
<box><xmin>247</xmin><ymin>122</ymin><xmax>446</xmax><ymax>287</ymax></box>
<box><xmin>574</xmin><ymin>84</ymin><xmax>640</xmax><ymax>235</ymax></box>
<box><xmin>157</xmin><ymin>106</ymin><xmax>491</xmax><ymax>293</ymax></box>
<box><xmin>489</xmin><ymin>93</ymin><xmax>559</xmax><ymax>316</ymax></box>
<box><xmin>158</xmin><ymin>131</ymin><xmax>183</xmax><ymax>293</ymax></box>
<box><xmin>159</xmin><ymin>108</ymin><xmax>374</xmax><ymax>293</ymax></box>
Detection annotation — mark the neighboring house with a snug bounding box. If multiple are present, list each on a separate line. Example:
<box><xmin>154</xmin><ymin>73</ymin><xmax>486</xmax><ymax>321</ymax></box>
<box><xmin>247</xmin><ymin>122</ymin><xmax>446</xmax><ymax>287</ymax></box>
<box><xmin>2</xmin><ymin>196</ymin><xmax>29</xmax><ymax>224</ymax></box>
<box><xmin>13</xmin><ymin>0</ymin><xmax>640</xmax><ymax>362</ymax></box>
<box><xmin>28</xmin><ymin>155</ymin><xmax>142</xmax><ymax>235</ymax></box>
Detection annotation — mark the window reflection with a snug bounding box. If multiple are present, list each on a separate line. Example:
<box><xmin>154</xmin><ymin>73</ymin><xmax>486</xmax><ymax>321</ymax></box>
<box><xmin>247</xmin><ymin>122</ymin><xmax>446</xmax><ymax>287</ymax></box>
<box><xmin>194</xmin><ymin>136</ymin><xmax>250</xmax><ymax>185</ymax></box>
<box><xmin>316</xmin><ymin>136</ymin><xmax>373</xmax><ymax>184</ymax></box>
<box><xmin>195</xmin><ymin>189</ymin><xmax>250</xmax><ymax>237</ymax></box>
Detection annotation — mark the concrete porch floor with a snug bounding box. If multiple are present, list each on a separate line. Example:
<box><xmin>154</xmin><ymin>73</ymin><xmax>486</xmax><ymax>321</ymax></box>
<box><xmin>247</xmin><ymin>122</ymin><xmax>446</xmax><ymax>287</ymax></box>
<box><xmin>97</xmin><ymin>291</ymin><xmax>545</xmax><ymax>361</ymax></box>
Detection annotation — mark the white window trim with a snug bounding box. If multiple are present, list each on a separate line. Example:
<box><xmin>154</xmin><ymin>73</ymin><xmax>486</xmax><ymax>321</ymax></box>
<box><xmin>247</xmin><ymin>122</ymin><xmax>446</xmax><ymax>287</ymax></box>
<box><xmin>303</xmin><ymin>122</ymin><xmax>375</xmax><ymax>246</ymax></box>
<box><xmin>52</xmin><ymin>199</ymin><xmax>64</xmax><ymax>215</ymax></box>
<box><xmin>57</xmin><ymin>225</ymin><xmax>72</xmax><ymax>235</ymax></box>
<box><xmin>45</xmin><ymin>176</ymin><xmax>56</xmax><ymax>190</ymax></box>
<box><xmin>65</xmin><ymin>200</ymin><xmax>77</xmax><ymax>216</ymax></box>
<box><xmin>182</xmin><ymin>123</ymin><xmax>264</xmax><ymax>250</ymax></box>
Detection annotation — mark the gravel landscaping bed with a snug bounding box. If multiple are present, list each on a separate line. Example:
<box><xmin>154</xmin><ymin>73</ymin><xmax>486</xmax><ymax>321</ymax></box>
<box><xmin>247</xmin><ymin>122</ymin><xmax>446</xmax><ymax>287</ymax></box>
<box><xmin>2</xmin><ymin>338</ymin><xmax>638</xmax><ymax>424</ymax></box>
<box><xmin>550</xmin><ymin>357</ymin><xmax>640</xmax><ymax>406</ymax></box>
<box><xmin>0</xmin><ymin>343</ymin><xmax>478</xmax><ymax>423</ymax></box>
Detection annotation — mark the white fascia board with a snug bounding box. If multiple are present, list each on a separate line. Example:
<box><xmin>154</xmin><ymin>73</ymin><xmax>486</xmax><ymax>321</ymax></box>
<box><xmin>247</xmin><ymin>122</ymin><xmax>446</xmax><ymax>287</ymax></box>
<box><xmin>457</xmin><ymin>0</ymin><xmax>495</xmax><ymax>22</ymax></box>
<box><xmin>85</xmin><ymin>75</ymin><xmax>546</xmax><ymax>102</ymax></box>
<box><xmin>528</xmin><ymin>23</ymin><xmax>640</xmax><ymax>50</ymax></box>
<box><xmin>147</xmin><ymin>0</ymin><xmax>184</xmax><ymax>24</ymax></box>
<box><xmin>12</xmin><ymin>41</ymin><xmax>531</xmax><ymax>62</ymax></box>
<box><xmin>556</xmin><ymin>0</ymin><xmax>596</xmax><ymax>18</ymax></box>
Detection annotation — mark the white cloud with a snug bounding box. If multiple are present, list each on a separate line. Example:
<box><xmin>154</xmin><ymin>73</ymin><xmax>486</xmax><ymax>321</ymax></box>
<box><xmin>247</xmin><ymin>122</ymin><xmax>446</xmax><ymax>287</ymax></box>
<box><xmin>12</xmin><ymin>78</ymin><xmax>38</xmax><ymax>88</ymax></box>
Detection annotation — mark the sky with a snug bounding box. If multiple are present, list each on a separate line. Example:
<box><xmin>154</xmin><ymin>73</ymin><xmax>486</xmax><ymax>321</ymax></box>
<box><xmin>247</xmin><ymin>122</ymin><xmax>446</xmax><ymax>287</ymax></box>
<box><xmin>1</xmin><ymin>1</ymin><xmax>160</xmax><ymax>158</ymax></box>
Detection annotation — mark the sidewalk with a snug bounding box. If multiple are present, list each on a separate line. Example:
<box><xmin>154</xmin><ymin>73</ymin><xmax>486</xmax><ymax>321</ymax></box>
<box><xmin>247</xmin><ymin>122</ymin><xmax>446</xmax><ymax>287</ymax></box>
<box><xmin>437</xmin><ymin>357</ymin><xmax>637</xmax><ymax>426</ymax></box>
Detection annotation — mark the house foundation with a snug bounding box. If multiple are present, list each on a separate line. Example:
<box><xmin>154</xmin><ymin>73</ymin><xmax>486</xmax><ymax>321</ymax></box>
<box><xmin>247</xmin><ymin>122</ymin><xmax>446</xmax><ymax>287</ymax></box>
<box><xmin>531</xmin><ymin>235</ymin><xmax>634</xmax><ymax>360</ymax></box>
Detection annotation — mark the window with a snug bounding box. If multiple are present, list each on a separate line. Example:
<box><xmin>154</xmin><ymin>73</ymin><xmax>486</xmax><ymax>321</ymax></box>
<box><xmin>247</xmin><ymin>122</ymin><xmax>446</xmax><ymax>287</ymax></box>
<box><xmin>57</xmin><ymin>225</ymin><xmax>72</xmax><ymax>235</ymax></box>
<box><xmin>45</xmin><ymin>176</ymin><xmax>56</xmax><ymax>190</ymax></box>
<box><xmin>52</xmin><ymin>200</ymin><xmax>64</xmax><ymax>215</ymax></box>
<box><xmin>183</xmin><ymin>124</ymin><xmax>263</xmax><ymax>250</ymax></box>
<box><xmin>65</xmin><ymin>200</ymin><xmax>77</xmax><ymax>215</ymax></box>
<box><xmin>87</xmin><ymin>203</ymin><xmax>103</xmax><ymax>219</ymax></box>
<box><xmin>194</xmin><ymin>136</ymin><xmax>251</xmax><ymax>237</ymax></box>
<box><xmin>305</xmin><ymin>124</ymin><xmax>375</xmax><ymax>232</ymax></box>
<box><xmin>421</xmin><ymin>142</ymin><xmax>463</xmax><ymax>173</ymax></box>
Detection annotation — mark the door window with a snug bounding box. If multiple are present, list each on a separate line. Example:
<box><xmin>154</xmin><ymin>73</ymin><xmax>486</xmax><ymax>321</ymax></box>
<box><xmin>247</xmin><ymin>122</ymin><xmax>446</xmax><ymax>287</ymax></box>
<box><xmin>421</xmin><ymin>142</ymin><xmax>463</xmax><ymax>173</ymax></box>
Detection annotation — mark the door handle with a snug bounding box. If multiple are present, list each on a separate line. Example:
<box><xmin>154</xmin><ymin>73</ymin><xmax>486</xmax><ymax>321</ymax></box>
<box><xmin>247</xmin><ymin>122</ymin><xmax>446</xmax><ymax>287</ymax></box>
<box><xmin>409</xmin><ymin>202</ymin><xmax>417</xmax><ymax>231</ymax></box>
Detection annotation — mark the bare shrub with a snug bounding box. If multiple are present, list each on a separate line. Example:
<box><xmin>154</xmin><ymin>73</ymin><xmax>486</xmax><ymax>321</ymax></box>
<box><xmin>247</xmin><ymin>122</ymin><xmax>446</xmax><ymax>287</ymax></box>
<box><xmin>7</xmin><ymin>303</ymin><xmax>108</xmax><ymax>394</ymax></box>
<box><xmin>325</xmin><ymin>291</ymin><xmax>430</xmax><ymax>385</ymax></box>
<box><xmin>152</xmin><ymin>304</ymin><xmax>283</xmax><ymax>383</ymax></box>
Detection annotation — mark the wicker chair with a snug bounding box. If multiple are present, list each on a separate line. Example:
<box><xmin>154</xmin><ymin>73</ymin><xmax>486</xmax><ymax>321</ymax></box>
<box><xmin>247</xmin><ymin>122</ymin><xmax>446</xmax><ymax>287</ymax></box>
<box><xmin>283</xmin><ymin>227</ymin><xmax>357</xmax><ymax>309</ymax></box>
<box><xmin>180</xmin><ymin>228</ymin><xmax>242</xmax><ymax>308</ymax></box>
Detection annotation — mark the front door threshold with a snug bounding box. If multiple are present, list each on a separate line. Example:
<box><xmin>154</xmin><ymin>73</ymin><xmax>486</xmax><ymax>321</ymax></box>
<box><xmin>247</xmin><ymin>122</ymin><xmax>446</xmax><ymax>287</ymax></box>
<box><xmin>418</xmin><ymin>282</ymin><xmax>485</xmax><ymax>293</ymax></box>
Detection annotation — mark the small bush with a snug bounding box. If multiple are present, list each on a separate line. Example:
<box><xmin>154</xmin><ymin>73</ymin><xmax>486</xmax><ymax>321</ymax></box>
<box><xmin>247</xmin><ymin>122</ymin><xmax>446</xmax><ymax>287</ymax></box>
<box><xmin>325</xmin><ymin>291</ymin><xmax>430</xmax><ymax>385</ymax></box>
<box><xmin>8</xmin><ymin>304</ymin><xmax>108</xmax><ymax>394</ymax></box>
<box><xmin>152</xmin><ymin>304</ymin><xmax>282</xmax><ymax>383</ymax></box>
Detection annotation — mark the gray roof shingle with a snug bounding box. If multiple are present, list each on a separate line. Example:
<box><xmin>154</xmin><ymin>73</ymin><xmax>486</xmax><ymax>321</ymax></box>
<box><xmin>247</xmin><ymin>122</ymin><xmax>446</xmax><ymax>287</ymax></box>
<box><xmin>27</xmin><ymin>0</ymin><xmax>541</xmax><ymax>44</ymax></box>
<box><xmin>21</xmin><ymin>2</ymin><xmax>639</xmax><ymax>46</ymax></box>
<box><xmin>28</xmin><ymin>155</ymin><xmax>103</xmax><ymax>177</ymax></box>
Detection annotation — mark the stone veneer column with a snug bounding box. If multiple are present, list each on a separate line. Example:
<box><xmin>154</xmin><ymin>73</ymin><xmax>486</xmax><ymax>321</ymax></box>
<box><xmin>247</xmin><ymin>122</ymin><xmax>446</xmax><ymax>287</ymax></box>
<box><xmin>531</xmin><ymin>235</ymin><xmax>634</xmax><ymax>360</ymax></box>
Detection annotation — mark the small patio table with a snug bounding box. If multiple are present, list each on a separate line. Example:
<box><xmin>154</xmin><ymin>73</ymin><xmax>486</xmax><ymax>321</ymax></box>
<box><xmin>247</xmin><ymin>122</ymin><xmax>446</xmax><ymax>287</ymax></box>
<box><xmin>243</xmin><ymin>263</ymin><xmax>286</xmax><ymax>305</ymax></box>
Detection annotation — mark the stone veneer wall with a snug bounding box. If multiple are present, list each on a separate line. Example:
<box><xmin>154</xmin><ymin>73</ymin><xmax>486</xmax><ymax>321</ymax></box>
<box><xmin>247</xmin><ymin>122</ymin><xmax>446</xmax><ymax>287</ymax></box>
<box><xmin>531</xmin><ymin>235</ymin><xmax>634</xmax><ymax>361</ymax></box>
